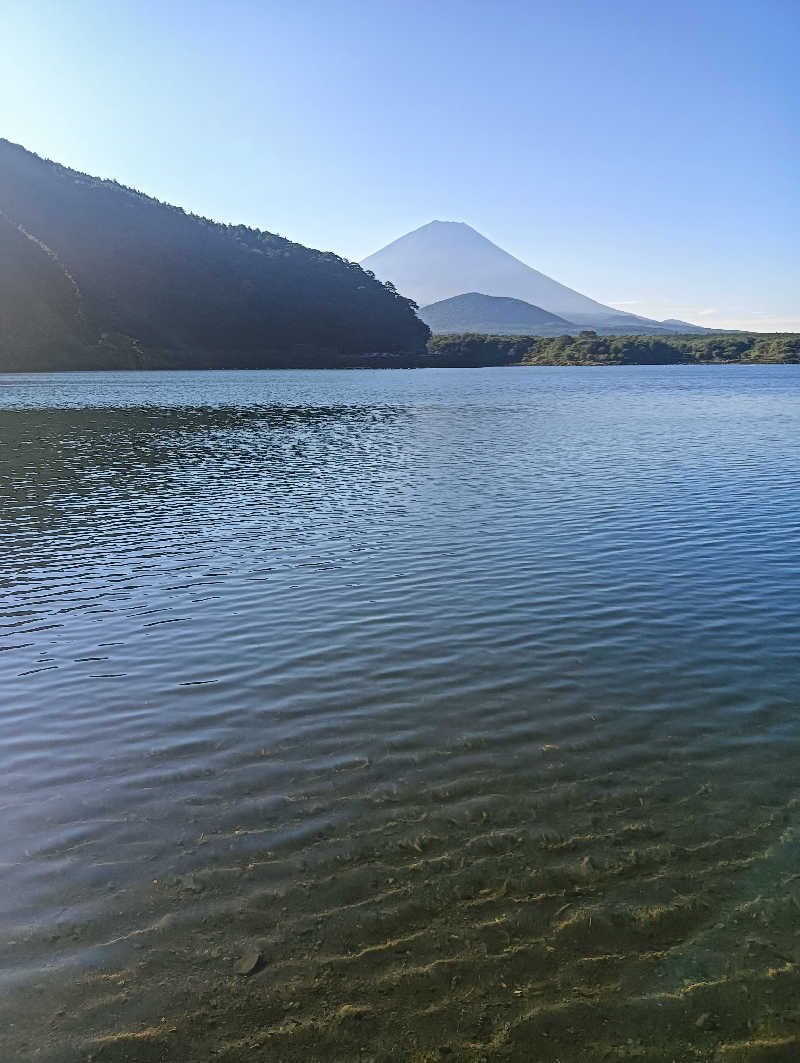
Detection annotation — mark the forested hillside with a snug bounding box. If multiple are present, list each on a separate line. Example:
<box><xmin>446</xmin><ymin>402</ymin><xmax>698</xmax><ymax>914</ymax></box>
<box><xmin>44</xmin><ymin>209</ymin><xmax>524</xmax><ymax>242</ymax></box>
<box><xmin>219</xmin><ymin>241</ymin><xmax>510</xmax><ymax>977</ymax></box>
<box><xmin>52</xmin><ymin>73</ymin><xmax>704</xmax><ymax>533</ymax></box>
<box><xmin>0</xmin><ymin>140</ymin><xmax>428</xmax><ymax>370</ymax></box>
<box><xmin>425</xmin><ymin>332</ymin><xmax>800</xmax><ymax>366</ymax></box>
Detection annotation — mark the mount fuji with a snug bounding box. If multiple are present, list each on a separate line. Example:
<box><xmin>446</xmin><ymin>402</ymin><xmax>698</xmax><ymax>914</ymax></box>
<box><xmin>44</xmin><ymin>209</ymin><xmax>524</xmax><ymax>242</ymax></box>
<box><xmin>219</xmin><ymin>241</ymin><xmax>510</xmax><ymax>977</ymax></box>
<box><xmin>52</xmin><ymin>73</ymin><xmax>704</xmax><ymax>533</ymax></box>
<box><xmin>362</xmin><ymin>221</ymin><xmax>704</xmax><ymax>334</ymax></box>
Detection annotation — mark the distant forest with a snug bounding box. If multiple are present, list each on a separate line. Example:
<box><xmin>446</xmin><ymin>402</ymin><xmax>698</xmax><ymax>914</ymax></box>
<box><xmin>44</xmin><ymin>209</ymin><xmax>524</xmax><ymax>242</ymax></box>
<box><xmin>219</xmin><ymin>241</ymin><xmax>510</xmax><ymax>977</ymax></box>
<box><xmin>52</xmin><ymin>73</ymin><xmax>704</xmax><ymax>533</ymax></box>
<box><xmin>0</xmin><ymin>140</ymin><xmax>428</xmax><ymax>371</ymax></box>
<box><xmin>424</xmin><ymin>332</ymin><xmax>800</xmax><ymax>367</ymax></box>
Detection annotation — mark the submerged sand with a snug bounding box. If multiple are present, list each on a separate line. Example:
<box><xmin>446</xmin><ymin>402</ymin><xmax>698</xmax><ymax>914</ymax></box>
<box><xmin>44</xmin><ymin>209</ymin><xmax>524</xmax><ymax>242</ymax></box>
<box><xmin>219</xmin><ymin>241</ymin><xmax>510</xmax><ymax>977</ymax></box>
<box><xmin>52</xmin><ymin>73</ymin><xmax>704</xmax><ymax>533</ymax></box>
<box><xmin>3</xmin><ymin>728</ymin><xmax>800</xmax><ymax>1063</ymax></box>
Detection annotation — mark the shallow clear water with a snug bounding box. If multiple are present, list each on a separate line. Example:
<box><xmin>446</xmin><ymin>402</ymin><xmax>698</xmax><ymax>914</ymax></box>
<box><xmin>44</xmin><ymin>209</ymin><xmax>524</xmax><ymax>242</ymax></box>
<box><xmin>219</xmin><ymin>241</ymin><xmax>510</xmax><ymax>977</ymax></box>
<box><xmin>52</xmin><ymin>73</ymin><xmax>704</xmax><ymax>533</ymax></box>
<box><xmin>2</xmin><ymin>366</ymin><xmax>800</xmax><ymax>1062</ymax></box>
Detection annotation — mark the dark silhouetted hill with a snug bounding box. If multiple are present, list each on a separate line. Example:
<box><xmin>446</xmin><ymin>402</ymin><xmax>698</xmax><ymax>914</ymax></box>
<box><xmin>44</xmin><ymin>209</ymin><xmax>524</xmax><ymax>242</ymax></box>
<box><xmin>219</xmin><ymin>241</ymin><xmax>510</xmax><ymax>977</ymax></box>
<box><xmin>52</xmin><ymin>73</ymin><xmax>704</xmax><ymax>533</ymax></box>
<box><xmin>419</xmin><ymin>292</ymin><xmax>571</xmax><ymax>335</ymax></box>
<box><xmin>0</xmin><ymin>140</ymin><xmax>429</xmax><ymax>370</ymax></box>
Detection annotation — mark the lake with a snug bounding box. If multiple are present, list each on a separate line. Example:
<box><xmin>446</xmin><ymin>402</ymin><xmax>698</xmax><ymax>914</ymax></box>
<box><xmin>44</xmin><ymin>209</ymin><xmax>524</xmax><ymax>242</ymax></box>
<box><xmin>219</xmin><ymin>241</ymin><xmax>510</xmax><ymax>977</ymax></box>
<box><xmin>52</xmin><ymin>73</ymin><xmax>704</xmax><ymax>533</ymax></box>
<box><xmin>2</xmin><ymin>366</ymin><xmax>800</xmax><ymax>1062</ymax></box>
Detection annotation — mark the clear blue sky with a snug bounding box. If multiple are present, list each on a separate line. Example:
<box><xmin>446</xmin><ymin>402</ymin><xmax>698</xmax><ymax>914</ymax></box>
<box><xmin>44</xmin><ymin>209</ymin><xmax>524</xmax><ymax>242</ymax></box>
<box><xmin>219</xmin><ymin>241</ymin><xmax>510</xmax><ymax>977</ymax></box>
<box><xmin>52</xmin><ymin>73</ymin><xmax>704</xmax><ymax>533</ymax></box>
<box><xmin>4</xmin><ymin>0</ymin><xmax>798</xmax><ymax>329</ymax></box>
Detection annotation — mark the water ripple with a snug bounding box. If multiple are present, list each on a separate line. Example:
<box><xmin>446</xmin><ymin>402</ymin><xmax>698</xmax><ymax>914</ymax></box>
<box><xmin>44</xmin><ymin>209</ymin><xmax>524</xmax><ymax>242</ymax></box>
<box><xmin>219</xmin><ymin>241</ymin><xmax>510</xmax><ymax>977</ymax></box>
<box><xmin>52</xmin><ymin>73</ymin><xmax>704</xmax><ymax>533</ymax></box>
<box><xmin>1</xmin><ymin>366</ymin><xmax>800</xmax><ymax>1060</ymax></box>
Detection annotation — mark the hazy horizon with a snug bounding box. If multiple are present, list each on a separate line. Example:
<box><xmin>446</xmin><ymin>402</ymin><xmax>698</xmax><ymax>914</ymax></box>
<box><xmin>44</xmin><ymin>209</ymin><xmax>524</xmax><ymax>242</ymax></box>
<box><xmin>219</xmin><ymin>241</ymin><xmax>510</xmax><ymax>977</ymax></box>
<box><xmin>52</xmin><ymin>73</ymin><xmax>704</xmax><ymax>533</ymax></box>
<box><xmin>4</xmin><ymin>0</ymin><xmax>798</xmax><ymax>331</ymax></box>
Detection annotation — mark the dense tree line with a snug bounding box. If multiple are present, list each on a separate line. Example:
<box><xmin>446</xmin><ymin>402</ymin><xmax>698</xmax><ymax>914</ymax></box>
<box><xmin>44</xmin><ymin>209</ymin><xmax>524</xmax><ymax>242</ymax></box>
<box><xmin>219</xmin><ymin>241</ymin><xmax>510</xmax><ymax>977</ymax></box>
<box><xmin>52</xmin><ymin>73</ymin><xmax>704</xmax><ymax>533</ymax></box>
<box><xmin>0</xmin><ymin>140</ymin><xmax>428</xmax><ymax>371</ymax></box>
<box><xmin>425</xmin><ymin>331</ymin><xmax>800</xmax><ymax>366</ymax></box>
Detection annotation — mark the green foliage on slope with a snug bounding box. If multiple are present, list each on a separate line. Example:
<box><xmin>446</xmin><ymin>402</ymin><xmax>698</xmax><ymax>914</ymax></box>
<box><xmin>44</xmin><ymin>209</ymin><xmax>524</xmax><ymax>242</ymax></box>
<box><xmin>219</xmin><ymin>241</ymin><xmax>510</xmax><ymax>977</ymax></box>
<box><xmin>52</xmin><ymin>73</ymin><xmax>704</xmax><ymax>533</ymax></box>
<box><xmin>0</xmin><ymin>140</ymin><xmax>428</xmax><ymax>370</ymax></box>
<box><xmin>425</xmin><ymin>331</ymin><xmax>800</xmax><ymax>366</ymax></box>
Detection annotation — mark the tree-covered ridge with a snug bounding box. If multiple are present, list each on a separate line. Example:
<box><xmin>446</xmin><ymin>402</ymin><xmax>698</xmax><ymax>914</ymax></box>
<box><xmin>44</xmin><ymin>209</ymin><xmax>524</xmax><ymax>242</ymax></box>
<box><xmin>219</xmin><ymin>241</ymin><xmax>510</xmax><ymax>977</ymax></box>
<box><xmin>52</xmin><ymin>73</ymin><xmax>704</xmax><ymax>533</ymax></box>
<box><xmin>425</xmin><ymin>332</ymin><xmax>800</xmax><ymax>366</ymax></box>
<box><xmin>0</xmin><ymin>140</ymin><xmax>428</xmax><ymax>370</ymax></box>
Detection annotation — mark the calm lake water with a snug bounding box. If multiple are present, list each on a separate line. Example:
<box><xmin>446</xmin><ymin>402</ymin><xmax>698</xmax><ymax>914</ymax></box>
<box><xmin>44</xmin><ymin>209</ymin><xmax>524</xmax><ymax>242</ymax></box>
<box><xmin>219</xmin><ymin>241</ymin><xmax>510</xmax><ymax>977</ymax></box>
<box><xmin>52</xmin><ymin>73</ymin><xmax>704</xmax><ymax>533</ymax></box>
<box><xmin>2</xmin><ymin>366</ymin><xmax>800</xmax><ymax>1062</ymax></box>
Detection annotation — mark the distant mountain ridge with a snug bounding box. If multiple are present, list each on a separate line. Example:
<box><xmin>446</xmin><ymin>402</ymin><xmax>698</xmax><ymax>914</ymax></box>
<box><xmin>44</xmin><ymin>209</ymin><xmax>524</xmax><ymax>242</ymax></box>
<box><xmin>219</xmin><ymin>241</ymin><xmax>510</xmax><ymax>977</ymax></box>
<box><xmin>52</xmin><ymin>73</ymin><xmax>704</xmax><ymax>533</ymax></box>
<box><xmin>660</xmin><ymin>318</ymin><xmax>710</xmax><ymax>334</ymax></box>
<box><xmin>0</xmin><ymin>140</ymin><xmax>428</xmax><ymax>370</ymax></box>
<box><xmin>362</xmin><ymin>221</ymin><xmax>706</xmax><ymax>334</ymax></box>
<box><xmin>419</xmin><ymin>292</ymin><xmax>571</xmax><ymax>335</ymax></box>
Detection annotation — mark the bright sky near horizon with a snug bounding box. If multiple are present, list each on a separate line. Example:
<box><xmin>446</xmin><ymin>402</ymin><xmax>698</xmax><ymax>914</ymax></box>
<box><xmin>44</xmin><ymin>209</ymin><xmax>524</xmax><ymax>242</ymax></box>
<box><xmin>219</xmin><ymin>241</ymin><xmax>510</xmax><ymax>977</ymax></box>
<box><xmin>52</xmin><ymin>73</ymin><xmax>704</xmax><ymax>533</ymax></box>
<box><xmin>3</xmin><ymin>0</ymin><xmax>798</xmax><ymax>330</ymax></box>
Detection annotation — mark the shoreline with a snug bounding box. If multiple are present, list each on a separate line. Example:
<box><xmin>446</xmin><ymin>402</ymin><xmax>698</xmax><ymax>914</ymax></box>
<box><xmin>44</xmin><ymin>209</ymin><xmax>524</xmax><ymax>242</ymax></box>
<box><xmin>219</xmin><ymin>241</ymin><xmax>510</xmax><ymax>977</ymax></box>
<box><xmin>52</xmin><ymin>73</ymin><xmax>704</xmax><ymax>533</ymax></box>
<box><xmin>3</xmin><ymin>331</ymin><xmax>798</xmax><ymax>373</ymax></box>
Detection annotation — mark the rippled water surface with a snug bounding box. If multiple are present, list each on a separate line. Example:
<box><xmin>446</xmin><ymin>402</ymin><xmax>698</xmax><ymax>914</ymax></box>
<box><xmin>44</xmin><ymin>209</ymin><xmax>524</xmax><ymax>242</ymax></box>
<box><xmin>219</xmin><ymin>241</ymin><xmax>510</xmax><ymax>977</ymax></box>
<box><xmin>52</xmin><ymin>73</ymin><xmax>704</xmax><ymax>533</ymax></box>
<box><xmin>2</xmin><ymin>367</ymin><xmax>800</xmax><ymax>1062</ymax></box>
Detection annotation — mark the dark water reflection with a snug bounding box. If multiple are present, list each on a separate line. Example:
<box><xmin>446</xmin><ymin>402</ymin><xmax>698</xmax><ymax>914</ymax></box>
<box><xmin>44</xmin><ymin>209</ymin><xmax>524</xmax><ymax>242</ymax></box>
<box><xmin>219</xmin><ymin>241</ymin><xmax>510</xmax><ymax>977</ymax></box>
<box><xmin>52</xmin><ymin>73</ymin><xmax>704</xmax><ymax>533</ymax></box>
<box><xmin>2</xmin><ymin>367</ymin><xmax>800</xmax><ymax>1062</ymax></box>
